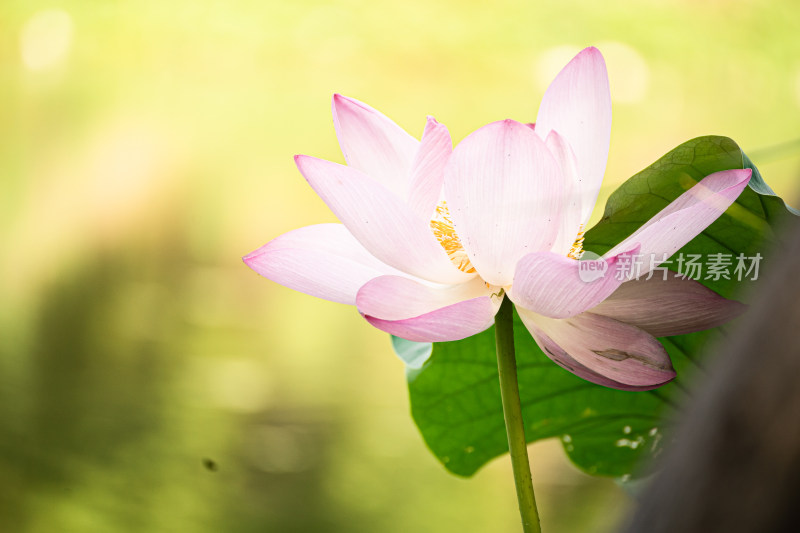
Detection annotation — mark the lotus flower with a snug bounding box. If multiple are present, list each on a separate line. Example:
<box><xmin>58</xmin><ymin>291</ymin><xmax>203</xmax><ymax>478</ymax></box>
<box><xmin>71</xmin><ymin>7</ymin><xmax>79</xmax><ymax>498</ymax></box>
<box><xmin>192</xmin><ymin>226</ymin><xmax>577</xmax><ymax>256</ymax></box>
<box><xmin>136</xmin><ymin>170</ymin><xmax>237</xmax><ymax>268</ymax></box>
<box><xmin>244</xmin><ymin>47</ymin><xmax>750</xmax><ymax>390</ymax></box>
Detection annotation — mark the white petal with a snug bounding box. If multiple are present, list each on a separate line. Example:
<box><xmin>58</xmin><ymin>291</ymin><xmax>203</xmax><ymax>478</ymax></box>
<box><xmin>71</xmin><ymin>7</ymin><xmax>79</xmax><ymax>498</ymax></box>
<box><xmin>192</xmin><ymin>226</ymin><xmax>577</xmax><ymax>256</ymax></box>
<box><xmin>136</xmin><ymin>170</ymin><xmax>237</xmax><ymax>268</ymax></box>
<box><xmin>243</xmin><ymin>224</ymin><xmax>405</xmax><ymax>305</ymax></box>
<box><xmin>332</xmin><ymin>94</ymin><xmax>418</xmax><ymax>197</ymax></box>
<box><xmin>535</xmin><ymin>47</ymin><xmax>612</xmax><ymax>225</ymax></box>
<box><xmin>295</xmin><ymin>155</ymin><xmax>473</xmax><ymax>284</ymax></box>
<box><xmin>445</xmin><ymin>119</ymin><xmax>564</xmax><ymax>286</ymax></box>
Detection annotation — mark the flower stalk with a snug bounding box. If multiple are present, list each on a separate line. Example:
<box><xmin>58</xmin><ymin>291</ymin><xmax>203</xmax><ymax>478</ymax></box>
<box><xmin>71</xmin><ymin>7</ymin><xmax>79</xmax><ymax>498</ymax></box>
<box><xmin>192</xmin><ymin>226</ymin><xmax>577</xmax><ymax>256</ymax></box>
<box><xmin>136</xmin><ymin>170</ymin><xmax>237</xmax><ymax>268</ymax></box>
<box><xmin>494</xmin><ymin>297</ymin><xmax>542</xmax><ymax>533</ymax></box>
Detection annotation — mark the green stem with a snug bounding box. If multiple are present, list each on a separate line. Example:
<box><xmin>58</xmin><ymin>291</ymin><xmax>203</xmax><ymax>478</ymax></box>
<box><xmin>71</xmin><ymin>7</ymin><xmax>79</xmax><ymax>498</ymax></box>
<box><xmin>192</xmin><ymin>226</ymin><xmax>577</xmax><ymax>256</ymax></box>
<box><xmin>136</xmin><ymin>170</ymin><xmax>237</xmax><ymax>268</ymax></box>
<box><xmin>494</xmin><ymin>297</ymin><xmax>541</xmax><ymax>533</ymax></box>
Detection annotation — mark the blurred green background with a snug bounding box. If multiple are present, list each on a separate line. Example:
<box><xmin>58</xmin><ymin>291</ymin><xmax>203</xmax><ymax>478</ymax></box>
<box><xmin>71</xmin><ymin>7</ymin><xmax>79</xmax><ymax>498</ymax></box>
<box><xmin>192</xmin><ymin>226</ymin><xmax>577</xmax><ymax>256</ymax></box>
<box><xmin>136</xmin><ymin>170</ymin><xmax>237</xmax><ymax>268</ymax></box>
<box><xmin>1</xmin><ymin>1</ymin><xmax>798</xmax><ymax>532</ymax></box>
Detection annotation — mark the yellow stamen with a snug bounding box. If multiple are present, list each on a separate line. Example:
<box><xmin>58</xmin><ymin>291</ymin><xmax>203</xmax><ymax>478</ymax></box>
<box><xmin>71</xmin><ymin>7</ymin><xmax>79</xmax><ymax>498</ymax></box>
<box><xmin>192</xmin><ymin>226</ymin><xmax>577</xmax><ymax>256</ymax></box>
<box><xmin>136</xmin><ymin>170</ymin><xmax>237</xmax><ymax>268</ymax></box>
<box><xmin>567</xmin><ymin>225</ymin><xmax>585</xmax><ymax>260</ymax></box>
<box><xmin>430</xmin><ymin>201</ymin><xmax>476</xmax><ymax>273</ymax></box>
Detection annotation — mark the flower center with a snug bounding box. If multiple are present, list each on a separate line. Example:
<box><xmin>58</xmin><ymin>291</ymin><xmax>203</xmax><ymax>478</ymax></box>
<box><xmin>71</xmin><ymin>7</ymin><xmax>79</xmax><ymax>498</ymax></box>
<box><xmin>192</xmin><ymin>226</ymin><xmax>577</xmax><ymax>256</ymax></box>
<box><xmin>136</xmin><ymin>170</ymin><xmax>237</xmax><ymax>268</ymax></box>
<box><xmin>430</xmin><ymin>201</ymin><xmax>476</xmax><ymax>273</ymax></box>
<box><xmin>567</xmin><ymin>225</ymin><xmax>585</xmax><ymax>260</ymax></box>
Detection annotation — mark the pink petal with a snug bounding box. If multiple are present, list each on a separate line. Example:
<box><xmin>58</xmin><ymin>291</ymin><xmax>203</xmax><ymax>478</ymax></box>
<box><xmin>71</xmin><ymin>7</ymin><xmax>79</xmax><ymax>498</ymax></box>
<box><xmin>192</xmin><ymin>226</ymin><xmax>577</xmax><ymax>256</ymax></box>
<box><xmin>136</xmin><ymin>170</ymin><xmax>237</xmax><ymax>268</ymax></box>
<box><xmin>589</xmin><ymin>271</ymin><xmax>747</xmax><ymax>337</ymax></box>
<box><xmin>332</xmin><ymin>94</ymin><xmax>418</xmax><ymax>198</ymax></box>
<box><xmin>535</xmin><ymin>47</ymin><xmax>612</xmax><ymax>225</ymax></box>
<box><xmin>364</xmin><ymin>296</ymin><xmax>500</xmax><ymax>342</ymax></box>
<box><xmin>527</xmin><ymin>324</ymin><xmax>672</xmax><ymax>391</ymax></box>
<box><xmin>444</xmin><ymin>119</ymin><xmax>564</xmax><ymax>286</ymax></box>
<box><xmin>356</xmin><ymin>275</ymin><xmax>492</xmax><ymax>320</ymax></box>
<box><xmin>243</xmin><ymin>224</ymin><xmax>405</xmax><ymax>305</ymax></box>
<box><xmin>508</xmin><ymin>246</ymin><xmax>641</xmax><ymax>319</ymax></box>
<box><xmin>407</xmin><ymin>116</ymin><xmax>452</xmax><ymax>220</ymax></box>
<box><xmin>295</xmin><ymin>155</ymin><xmax>474</xmax><ymax>284</ymax></box>
<box><xmin>517</xmin><ymin>307</ymin><xmax>676</xmax><ymax>389</ymax></box>
<box><xmin>605</xmin><ymin>169</ymin><xmax>752</xmax><ymax>277</ymax></box>
<box><xmin>545</xmin><ymin>130</ymin><xmax>584</xmax><ymax>256</ymax></box>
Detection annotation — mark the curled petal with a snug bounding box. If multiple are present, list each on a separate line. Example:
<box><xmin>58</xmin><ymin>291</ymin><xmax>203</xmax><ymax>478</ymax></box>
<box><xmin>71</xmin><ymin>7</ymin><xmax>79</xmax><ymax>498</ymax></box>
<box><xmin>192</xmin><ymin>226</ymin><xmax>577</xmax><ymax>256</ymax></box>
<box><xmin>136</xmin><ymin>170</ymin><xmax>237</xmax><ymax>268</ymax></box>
<box><xmin>364</xmin><ymin>296</ymin><xmax>501</xmax><ymax>342</ymax></box>
<box><xmin>605</xmin><ymin>168</ymin><xmax>752</xmax><ymax>277</ymax></box>
<box><xmin>356</xmin><ymin>276</ymin><xmax>492</xmax><ymax>321</ymax></box>
<box><xmin>445</xmin><ymin>119</ymin><xmax>564</xmax><ymax>286</ymax></box>
<box><xmin>509</xmin><ymin>246</ymin><xmax>641</xmax><ymax>319</ymax></box>
<box><xmin>243</xmin><ymin>224</ymin><xmax>404</xmax><ymax>305</ymax></box>
<box><xmin>517</xmin><ymin>307</ymin><xmax>676</xmax><ymax>389</ymax></box>
<box><xmin>332</xmin><ymin>94</ymin><xmax>418</xmax><ymax>197</ymax></box>
<box><xmin>535</xmin><ymin>47</ymin><xmax>612</xmax><ymax>225</ymax></box>
<box><xmin>589</xmin><ymin>272</ymin><xmax>747</xmax><ymax>337</ymax></box>
<box><xmin>295</xmin><ymin>155</ymin><xmax>473</xmax><ymax>284</ymax></box>
<box><xmin>527</xmin><ymin>324</ymin><xmax>672</xmax><ymax>391</ymax></box>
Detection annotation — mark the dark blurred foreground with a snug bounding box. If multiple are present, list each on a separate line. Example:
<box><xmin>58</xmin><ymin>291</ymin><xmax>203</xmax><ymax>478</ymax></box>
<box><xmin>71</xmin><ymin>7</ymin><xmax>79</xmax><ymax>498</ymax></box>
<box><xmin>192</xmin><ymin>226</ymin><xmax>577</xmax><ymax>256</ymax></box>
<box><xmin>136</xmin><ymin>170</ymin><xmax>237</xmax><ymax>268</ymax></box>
<box><xmin>623</xmin><ymin>217</ymin><xmax>800</xmax><ymax>532</ymax></box>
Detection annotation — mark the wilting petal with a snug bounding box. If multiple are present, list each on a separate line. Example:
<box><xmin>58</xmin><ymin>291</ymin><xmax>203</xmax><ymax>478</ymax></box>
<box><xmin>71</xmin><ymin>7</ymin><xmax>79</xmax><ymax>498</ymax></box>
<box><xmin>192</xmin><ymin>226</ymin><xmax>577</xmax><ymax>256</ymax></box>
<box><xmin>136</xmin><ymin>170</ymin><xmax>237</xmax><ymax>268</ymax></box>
<box><xmin>364</xmin><ymin>296</ymin><xmax>500</xmax><ymax>342</ymax></box>
<box><xmin>509</xmin><ymin>246</ymin><xmax>641</xmax><ymax>319</ymax></box>
<box><xmin>295</xmin><ymin>155</ymin><xmax>473</xmax><ymax>284</ymax></box>
<box><xmin>243</xmin><ymin>224</ymin><xmax>405</xmax><ymax>305</ymax></box>
<box><xmin>517</xmin><ymin>307</ymin><xmax>676</xmax><ymax>388</ymax></box>
<box><xmin>407</xmin><ymin>116</ymin><xmax>452</xmax><ymax>220</ymax></box>
<box><xmin>589</xmin><ymin>272</ymin><xmax>747</xmax><ymax>337</ymax></box>
<box><xmin>605</xmin><ymin>168</ymin><xmax>751</xmax><ymax>277</ymax></box>
<box><xmin>527</xmin><ymin>324</ymin><xmax>671</xmax><ymax>391</ymax></box>
<box><xmin>332</xmin><ymin>94</ymin><xmax>418</xmax><ymax>198</ymax></box>
<box><xmin>535</xmin><ymin>47</ymin><xmax>612</xmax><ymax>225</ymax></box>
<box><xmin>445</xmin><ymin>119</ymin><xmax>564</xmax><ymax>286</ymax></box>
<box><xmin>545</xmin><ymin>130</ymin><xmax>584</xmax><ymax>256</ymax></box>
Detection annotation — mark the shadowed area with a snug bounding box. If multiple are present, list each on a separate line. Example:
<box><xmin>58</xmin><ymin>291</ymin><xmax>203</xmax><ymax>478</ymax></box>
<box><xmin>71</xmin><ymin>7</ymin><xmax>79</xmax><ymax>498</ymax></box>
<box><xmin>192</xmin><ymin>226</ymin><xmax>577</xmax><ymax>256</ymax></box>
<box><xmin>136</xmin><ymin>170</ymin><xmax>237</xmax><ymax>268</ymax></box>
<box><xmin>623</xmin><ymin>216</ymin><xmax>800</xmax><ymax>533</ymax></box>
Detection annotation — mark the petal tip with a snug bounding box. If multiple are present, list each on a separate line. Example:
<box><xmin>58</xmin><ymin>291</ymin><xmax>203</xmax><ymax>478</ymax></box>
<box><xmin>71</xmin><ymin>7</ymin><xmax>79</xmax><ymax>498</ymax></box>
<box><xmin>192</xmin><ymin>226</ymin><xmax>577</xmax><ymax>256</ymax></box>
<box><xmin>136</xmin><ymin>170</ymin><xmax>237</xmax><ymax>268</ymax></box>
<box><xmin>659</xmin><ymin>368</ymin><xmax>677</xmax><ymax>385</ymax></box>
<box><xmin>331</xmin><ymin>94</ymin><xmax>367</xmax><ymax>121</ymax></box>
<box><xmin>293</xmin><ymin>153</ymin><xmax>311</xmax><ymax>171</ymax></box>
<box><xmin>634</xmin><ymin>369</ymin><xmax>676</xmax><ymax>391</ymax></box>
<box><xmin>492</xmin><ymin>119</ymin><xmax>534</xmax><ymax>136</ymax></box>
<box><xmin>423</xmin><ymin>115</ymin><xmax>448</xmax><ymax>136</ymax></box>
<box><xmin>575</xmin><ymin>46</ymin><xmax>606</xmax><ymax>65</ymax></box>
<box><xmin>242</xmin><ymin>247</ymin><xmax>265</xmax><ymax>270</ymax></box>
<box><xmin>331</xmin><ymin>94</ymin><xmax>351</xmax><ymax>124</ymax></box>
<box><xmin>331</xmin><ymin>93</ymin><xmax>350</xmax><ymax>106</ymax></box>
<box><xmin>242</xmin><ymin>240</ymin><xmax>272</xmax><ymax>265</ymax></box>
<box><xmin>294</xmin><ymin>153</ymin><xmax>326</xmax><ymax>169</ymax></box>
<box><xmin>740</xmin><ymin>167</ymin><xmax>753</xmax><ymax>183</ymax></box>
<box><xmin>332</xmin><ymin>93</ymin><xmax>368</xmax><ymax>113</ymax></box>
<box><xmin>615</xmin><ymin>363</ymin><xmax>676</xmax><ymax>391</ymax></box>
<box><xmin>718</xmin><ymin>167</ymin><xmax>752</xmax><ymax>196</ymax></box>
